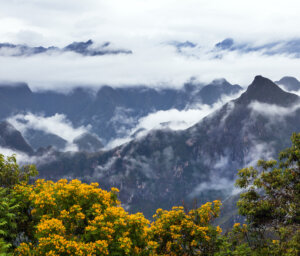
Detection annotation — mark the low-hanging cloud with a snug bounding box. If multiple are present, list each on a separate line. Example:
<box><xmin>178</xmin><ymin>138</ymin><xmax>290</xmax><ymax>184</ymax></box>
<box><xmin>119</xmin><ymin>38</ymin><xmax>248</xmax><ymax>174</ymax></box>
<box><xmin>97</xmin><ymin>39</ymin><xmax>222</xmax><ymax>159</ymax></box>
<box><xmin>188</xmin><ymin>177</ymin><xmax>241</xmax><ymax>199</ymax></box>
<box><xmin>249</xmin><ymin>101</ymin><xmax>300</xmax><ymax>118</ymax></box>
<box><xmin>7</xmin><ymin>113</ymin><xmax>90</xmax><ymax>143</ymax></box>
<box><xmin>106</xmin><ymin>91</ymin><xmax>243</xmax><ymax>148</ymax></box>
<box><xmin>0</xmin><ymin>146</ymin><xmax>56</xmax><ymax>166</ymax></box>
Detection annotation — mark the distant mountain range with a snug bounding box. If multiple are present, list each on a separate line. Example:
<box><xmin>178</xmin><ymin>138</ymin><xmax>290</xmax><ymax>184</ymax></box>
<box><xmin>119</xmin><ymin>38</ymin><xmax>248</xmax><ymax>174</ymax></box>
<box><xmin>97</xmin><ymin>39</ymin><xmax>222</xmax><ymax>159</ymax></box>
<box><xmin>0</xmin><ymin>75</ymin><xmax>299</xmax><ymax>225</ymax></box>
<box><xmin>169</xmin><ymin>38</ymin><xmax>300</xmax><ymax>59</ymax></box>
<box><xmin>0</xmin><ymin>40</ymin><xmax>132</xmax><ymax>57</ymax></box>
<box><xmin>3</xmin><ymin>38</ymin><xmax>300</xmax><ymax>59</ymax></box>
<box><xmin>214</xmin><ymin>38</ymin><xmax>300</xmax><ymax>58</ymax></box>
<box><xmin>3</xmin><ymin>75</ymin><xmax>295</xmax><ymax>219</ymax></box>
<box><xmin>0</xmin><ymin>78</ymin><xmax>242</xmax><ymax>149</ymax></box>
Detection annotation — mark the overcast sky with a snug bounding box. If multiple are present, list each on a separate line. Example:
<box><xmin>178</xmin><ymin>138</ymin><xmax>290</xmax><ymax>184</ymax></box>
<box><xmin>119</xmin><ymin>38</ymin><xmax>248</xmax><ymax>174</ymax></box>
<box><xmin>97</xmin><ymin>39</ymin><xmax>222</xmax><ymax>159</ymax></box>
<box><xmin>0</xmin><ymin>0</ymin><xmax>300</xmax><ymax>90</ymax></box>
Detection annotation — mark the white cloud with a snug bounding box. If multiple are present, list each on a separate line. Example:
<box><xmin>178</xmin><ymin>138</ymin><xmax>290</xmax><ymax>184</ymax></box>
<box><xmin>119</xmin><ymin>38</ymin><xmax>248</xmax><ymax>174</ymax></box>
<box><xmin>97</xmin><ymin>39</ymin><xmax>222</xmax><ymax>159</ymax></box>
<box><xmin>244</xmin><ymin>142</ymin><xmax>275</xmax><ymax>167</ymax></box>
<box><xmin>7</xmin><ymin>112</ymin><xmax>90</xmax><ymax>145</ymax></box>
<box><xmin>0</xmin><ymin>146</ymin><xmax>55</xmax><ymax>166</ymax></box>
<box><xmin>0</xmin><ymin>1</ymin><xmax>299</xmax><ymax>89</ymax></box>
<box><xmin>131</xmin><ymin>91</ymin><xmax>243</xmax><ymax>133</ymax></box>
<box><xmin>106</xmin><ymin>91</ymin><xmax>243</xmax><ymax>148</ymax></box>
<box><xmin>188</xmin><ymin>177</ymin><xmax>241</xmax><ymax>198</ymax></box>
<box><xmin>249</xmin><ymin>101</ymin><xmax>300</xmax><ymax>118</ymax></box>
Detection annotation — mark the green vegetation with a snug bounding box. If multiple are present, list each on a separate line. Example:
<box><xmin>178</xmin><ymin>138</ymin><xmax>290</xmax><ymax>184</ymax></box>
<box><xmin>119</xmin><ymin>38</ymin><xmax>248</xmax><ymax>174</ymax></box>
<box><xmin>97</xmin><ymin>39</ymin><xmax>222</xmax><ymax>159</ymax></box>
<box><xmin>0</xmin><ymin>134</ymin><xmax>299</xmax><ymax>255</ymax></box>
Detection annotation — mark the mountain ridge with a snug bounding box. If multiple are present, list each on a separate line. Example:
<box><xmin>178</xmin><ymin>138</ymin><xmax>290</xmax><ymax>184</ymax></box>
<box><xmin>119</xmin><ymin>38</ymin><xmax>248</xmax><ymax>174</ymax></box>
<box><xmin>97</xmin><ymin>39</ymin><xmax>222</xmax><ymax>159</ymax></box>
<box><xmin>34</xmin><ymin>76</ymin><xmax>300</xmax><ymax>218</ymax></box>
<box><xmin>0</xmin><ymin>79</ymin><xmax>243</xmax><ymax>147</ymax></box>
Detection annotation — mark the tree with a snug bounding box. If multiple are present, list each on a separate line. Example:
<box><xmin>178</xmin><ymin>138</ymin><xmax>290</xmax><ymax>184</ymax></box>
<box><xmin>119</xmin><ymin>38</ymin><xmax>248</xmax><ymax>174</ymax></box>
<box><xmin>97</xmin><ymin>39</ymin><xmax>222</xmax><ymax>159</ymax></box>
<box><xmin>0</xmin><ymin>154</ymin><xmax>37</xmax><ymax>189</ymax></box>
<box><xmin>0</xmin><ymin>154</ymin><xmax>37</xmax><ymax>254</ymax></box>
<box><xmin>235</xmin><ymin>133</ymin><xmax>300</xmax><ymax>255</ymax></box>
<box><xmin>149</xmin><ymin>201</ymin><xmax>222</xmax><ymax>255</ymax></box>
<box><xmin>14</xmin><ymin>179</ymin><xmax>153</xmax><ymax>256</ymax></box>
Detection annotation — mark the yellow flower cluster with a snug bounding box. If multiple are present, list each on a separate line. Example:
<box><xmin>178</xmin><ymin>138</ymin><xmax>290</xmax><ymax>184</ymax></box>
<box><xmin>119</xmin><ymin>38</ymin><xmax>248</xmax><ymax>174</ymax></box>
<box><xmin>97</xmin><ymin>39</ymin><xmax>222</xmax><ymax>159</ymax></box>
<box><xmin>14</xmin><ymin>179</ymin><xmax>223</xmax><ymax>256</ymax></box>
<box><xmin>15</xmin><ymin>179</ymin><xmax>151</xmax><ymax>255</ymax></box>
<box><xmin>36</xmin><ymin>218</ymin><xmax>66</xmax><ymax>236</ymax></box>
<box><xmin>16</xmin><ymin>234</ymin><xmax>109</xmax><ymax>255</ymax></box>
<box><xmin>149</xmin><ymin>200</ymin><xmax>222</xmax><ymax>255</ymax></box>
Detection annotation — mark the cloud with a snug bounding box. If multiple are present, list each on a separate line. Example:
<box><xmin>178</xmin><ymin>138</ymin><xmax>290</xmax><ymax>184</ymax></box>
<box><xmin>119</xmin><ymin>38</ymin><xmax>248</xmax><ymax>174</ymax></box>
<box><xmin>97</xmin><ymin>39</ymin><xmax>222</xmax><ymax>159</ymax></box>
<box><xmin>0</xmin><ymin>1</ymin><xmax>299</xmax><ymax>89</ymax></box>
<box><xmin>188</xmin><ymin>177</ymin><xmax>241</xmax><ymax>198</ymax></box>
<box><xmin>213</xmin><ymin>38</ymin><xmax>300</xmax><ymax>58</ymax></box>
<box><xmin>132</xmin><ymin>91</ymin><xmax>243</xmax><ymax>133</ymax></box>
<box><xmin>106</xmin><ymin>91</ymin><xmax>243</xmax><ymax>148</ymax></box>
<box><xmin>7</xmin><ymin>113</ymin><xmax>90</xmax><ymax>150</ymax></box>
<box><xmin>0</xmin><ymin>146</ymin><xmax>55</xmax><ymax>166</ymax></box>
<box><xmin>0</xmin><ymin>40</ymin><xmax>132</xmax><ymax>57</ymax></box>
<box><xmin>244</xmin><ymin>142</ymin><xmax>276</xmax><ymax>167</ymax></box>
<box><xmin>249</xmin><ymin>101</ymin><xmax>300</xmax><ymax>118</ymax></box>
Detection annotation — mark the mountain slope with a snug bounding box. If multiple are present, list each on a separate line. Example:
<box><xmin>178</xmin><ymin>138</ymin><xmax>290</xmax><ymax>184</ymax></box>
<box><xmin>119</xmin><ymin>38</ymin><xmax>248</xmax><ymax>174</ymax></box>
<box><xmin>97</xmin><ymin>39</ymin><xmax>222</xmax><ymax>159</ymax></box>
<box><xmin>196</xmin><ymin>79</ymin><xmax>242</xmax><ymax>105</ymax></box>
<box><xmin>37</xmin><ymin>76</ymin><xmax>300</xmax><ymax>217</ymax></box>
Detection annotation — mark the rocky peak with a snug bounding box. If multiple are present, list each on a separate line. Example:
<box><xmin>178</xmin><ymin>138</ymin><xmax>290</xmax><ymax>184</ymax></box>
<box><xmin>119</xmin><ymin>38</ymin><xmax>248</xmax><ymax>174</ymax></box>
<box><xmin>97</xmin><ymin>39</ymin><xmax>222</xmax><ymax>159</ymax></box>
<box><xmin>235</xmin><ymin>75</ymin><xmax>299</xmax><ymax>106</ymax></box>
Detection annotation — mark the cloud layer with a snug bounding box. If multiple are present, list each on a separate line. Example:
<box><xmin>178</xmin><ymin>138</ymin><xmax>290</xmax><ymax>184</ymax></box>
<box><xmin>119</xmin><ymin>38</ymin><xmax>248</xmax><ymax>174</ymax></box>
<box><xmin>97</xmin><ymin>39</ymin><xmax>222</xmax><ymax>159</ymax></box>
<box><xmin>0</xmin><ymin>0</ymin><xmax>299</xmax><ymax>89</ymax></box>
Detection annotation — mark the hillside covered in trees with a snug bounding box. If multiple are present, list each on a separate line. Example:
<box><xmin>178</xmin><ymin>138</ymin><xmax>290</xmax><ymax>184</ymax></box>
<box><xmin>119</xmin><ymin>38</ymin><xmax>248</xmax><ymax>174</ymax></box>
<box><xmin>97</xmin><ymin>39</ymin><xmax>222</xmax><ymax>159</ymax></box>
<box><xmin>0</xmin><ymin>133</ymin><xmax>299</xmax><ymax>255</ymax></box>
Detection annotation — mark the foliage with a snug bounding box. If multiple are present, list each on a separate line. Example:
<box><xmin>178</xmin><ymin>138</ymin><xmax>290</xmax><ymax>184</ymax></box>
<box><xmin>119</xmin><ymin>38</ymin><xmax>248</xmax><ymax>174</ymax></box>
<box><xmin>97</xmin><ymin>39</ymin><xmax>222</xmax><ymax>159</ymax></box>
<box><xmin>0</xmin><ymin>187</ymin><xmax>18</xmax><ymax>255</ymax></box>
<box><xmin>13</xmin><ymin>178</ymin><xmax>224</xmax><ymax>256</ymax></box>
<box><xmin>235</xmin><ymin>132</ymin><xmax>300</xmax><ymax>255</ymax></box>
<box><xmin>214</xmin><ymin>223</ymin><xmax>252</xmax><ymax>256</ymax></box>
<box><xmin>14</xmin><ymin>179</ymin><xmax>153</xmax><ymax>255</ymax></box>
<box><xmin>0</xmin><ymin>154</ymin><xmax>37</xmax><ymax>189</ymax></box>
<box><xmin>0</xmin><ymin>154</ymin><xmax>37</xmax><ymax>254</ymax></box>
<box><xmin>150</xmin><ymin>202</ymin><xmax>222</xmax><ymax>255</ymax></box>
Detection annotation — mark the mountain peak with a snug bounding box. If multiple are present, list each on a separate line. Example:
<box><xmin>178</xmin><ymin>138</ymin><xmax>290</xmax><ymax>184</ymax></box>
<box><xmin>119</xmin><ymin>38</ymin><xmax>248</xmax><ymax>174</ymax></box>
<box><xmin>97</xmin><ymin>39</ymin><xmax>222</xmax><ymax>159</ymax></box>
<box><xmin>275</xmin><ymin>76</ymin><xmax>300</xmax><ymax>91</ymax></box>
<box><xmin>236</xmin><ymin>75</ymin><xmax>299</xmax><ymax>106</ymax></box>
<box><xmin>215</xmin><ymin>38</ymin><xmax>234</xmax><ymax>50</ymax></box>
<box><xmin>210</xmin><ymin>78</ymin><xmax>231</xmax><ymax>86</ymax></box>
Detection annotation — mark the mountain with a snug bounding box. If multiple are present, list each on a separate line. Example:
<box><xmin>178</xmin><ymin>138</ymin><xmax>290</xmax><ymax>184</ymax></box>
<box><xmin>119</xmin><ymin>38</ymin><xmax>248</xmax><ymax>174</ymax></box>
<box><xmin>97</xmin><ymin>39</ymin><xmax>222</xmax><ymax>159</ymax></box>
<box><xmin>275</xmin><ymin>76</ymin><xmax>300</xmax><ymax>91</ymax></box>
<box><xmin>0</xmin><ymin>121</ymin><xmax>34</xmax><ymax>155</ymax></box>
<box><xmin>0</xmin><ymin>79</ymin><xmax>242</xmax><ymax>147</ymax></box>
<box><xmin>73</xmin><ymin>133</ymin><xmax>103</xmax><ymax>152</ymax></box>
<box><xmin>0</xmin><ymin>40</ymin><xmax>132</xmax><ymax>57</ymax></box>
<box><xmin>214</xmin><ymin>38</ymin><xmax>300</xmax><ymax>58</ymax></box>
<box><xmin>0</xmin><ymin>82</ymin><xmax>34</xmax><ymax>117</ymax></box>
<box><xmin>195</xmin><ymin>78</ymin><xmax>242</xmax><ymax>105</ymax></box>
<box><xmin>63</xmin><ymin>40</ymin><xmax>132</xmax><ymax>56</ymax></box>
<box><xmin>0</xmin><ymin>43</ymin><xmax>57</xmax><ymax>56</ymax></box>
<box><xmin>25</xmin><ymin>130</ymin><xmax>67</xmax><ymax>150</ymax></box>
<box><xmin>36</xmin><ymin>76</ymin><xmax>300</xmax><ymax>218</ymax></box>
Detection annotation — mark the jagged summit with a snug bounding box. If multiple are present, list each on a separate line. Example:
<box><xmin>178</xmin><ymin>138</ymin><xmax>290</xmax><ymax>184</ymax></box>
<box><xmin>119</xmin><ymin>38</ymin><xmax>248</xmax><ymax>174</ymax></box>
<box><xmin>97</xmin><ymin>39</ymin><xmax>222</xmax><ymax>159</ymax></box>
<box><xmin>275</xmin><ymin>76</ymin><xmax>300</xmax><ymax>91</ymax></box>
<box><xmin>235</xmin><ymin>75</ymin><xmax>299</xmax><ymax>106</ymax></box>
<box><xmin>198</xmin><ymin>78</ymin><xmax>242</xmax><ymax>105</ymax></box>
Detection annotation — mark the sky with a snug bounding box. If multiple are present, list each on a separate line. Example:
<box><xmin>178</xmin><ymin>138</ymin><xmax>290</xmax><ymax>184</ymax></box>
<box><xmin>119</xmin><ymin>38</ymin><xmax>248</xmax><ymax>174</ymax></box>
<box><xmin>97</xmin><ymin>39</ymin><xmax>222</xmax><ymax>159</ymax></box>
<box><xmin>0</xmin><ymin>0</ymin><xmax>300</xmax><ymax>90</ymax></box>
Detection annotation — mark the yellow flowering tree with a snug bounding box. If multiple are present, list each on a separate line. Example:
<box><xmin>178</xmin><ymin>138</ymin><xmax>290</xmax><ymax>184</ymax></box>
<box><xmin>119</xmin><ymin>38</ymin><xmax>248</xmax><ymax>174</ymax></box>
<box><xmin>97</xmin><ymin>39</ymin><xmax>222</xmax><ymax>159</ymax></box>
<box><xmin>149</xmin><ymin>201</ymin><xmax>223</xmax><ymax>255</ymax></box>
<box><xmin>14</xmin><ymin>179</ymin><xmax>153</xmax><ymax>256</ymax></box>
